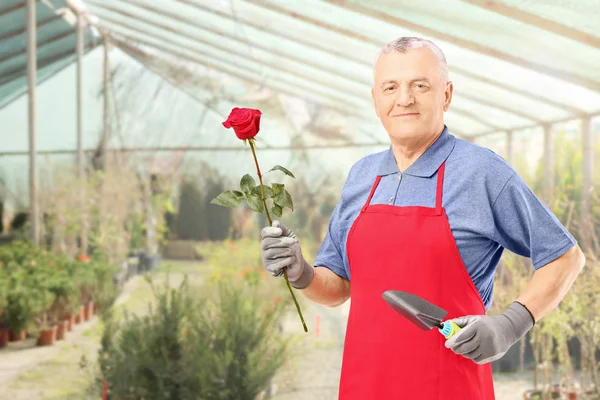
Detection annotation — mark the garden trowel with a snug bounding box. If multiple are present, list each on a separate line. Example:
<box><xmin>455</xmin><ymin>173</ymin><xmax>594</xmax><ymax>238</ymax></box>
<box><xmin>382</xmin><ymin>290</ymin><xmax>461</xmax><ymax>339</ymax></box>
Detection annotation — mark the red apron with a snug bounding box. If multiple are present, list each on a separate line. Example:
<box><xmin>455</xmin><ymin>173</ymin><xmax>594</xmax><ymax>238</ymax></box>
<box><xmin>338</xmin><ymin>161</ymin><xmax>495</xmax><ymax>399</ymax></box>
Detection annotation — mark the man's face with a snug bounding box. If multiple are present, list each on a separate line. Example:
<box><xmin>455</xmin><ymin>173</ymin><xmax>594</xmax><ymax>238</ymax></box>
<box><xmin>371</xmin><ymin>47</ymin><xmax>453</xmax><ymax>142</ymax></box>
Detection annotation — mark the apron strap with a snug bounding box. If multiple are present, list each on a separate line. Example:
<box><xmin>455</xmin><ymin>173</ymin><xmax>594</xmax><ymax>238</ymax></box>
<box><xmin>362</xmin><ymin>176</ymin><xmax>382</xmax><ymax>212</ymax></box>
<box><xmin>435</xmin><ymin>162</ymin><xmax>446</xmax><ymax>215</ymax></box>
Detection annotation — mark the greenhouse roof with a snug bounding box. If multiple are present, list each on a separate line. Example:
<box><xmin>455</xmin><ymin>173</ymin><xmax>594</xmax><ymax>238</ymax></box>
<box><xmin>0</xmin><ymin>0</ymin><xmax>98</xmax><ymax>109</ymax></box>
<box><xmin>74</xmin><ymin>0</ymin><xmax>600</xmax><ymax>140</ymax></box>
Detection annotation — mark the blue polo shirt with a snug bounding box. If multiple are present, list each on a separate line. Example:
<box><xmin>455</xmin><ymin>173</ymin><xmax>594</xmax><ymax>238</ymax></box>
<box><xmin>313</xmin><ymin>126</ymin><xmax>577</xmax><ymax>311</ymax></box>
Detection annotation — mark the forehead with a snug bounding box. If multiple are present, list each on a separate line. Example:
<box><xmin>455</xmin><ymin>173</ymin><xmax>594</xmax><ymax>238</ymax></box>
<box><xmin>373</xmin><ymin>48</ymin><xmax>441</xmax><ymax>84</ymax></box>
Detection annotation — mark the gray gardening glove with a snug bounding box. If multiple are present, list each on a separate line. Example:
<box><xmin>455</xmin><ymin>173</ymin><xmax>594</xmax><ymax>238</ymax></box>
<box><xmin>444</xmin><ymin>301</ymin><xmax>535</xmax><ymax>364</ymax></box>
<box><xmin>260</xmin><ymin>220</ymin><xmax>314</xmax><ymax>289</ymax></box>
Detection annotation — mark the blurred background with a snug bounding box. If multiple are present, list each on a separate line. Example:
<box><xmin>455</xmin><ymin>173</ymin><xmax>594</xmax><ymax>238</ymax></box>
<box><xmin>0</xmin><ymin>0</ymin><xmax>598</xmax><ymax>399</ymax></box>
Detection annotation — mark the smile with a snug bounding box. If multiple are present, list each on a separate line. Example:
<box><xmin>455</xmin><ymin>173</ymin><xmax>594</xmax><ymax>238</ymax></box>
<box><xmin>392</xmin><ymin>113</ymin><xmax>420</xmax><ymax>118</ymax></box>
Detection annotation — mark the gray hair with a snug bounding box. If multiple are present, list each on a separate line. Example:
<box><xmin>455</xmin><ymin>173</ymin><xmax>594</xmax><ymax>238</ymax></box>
<box><xmin>372</xmin><ymin>37</ymin><xmax>449</xmax><ymax>87</ymax></box>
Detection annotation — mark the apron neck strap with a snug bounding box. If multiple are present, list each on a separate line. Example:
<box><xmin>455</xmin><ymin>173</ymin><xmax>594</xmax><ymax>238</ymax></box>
<box><xmin>435</xmin><ymin>161</ymin><xmax>446</xmax><ymax>214</ymax></box>
<box><xmin>362</xmin><ymin>175</ymin><xmax>382</xmax><ymax>212</ymax></box>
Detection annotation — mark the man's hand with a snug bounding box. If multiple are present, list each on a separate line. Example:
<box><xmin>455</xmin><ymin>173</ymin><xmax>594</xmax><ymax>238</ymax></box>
<box><xmin>260</xmin><ymin>220</ymin><xmax>314</xmax><ymax>289</ymax></box>
<box><xmin>444</xmin><ymin>302</ymin><xmax>535</xmax><ymax>364</ymax></box>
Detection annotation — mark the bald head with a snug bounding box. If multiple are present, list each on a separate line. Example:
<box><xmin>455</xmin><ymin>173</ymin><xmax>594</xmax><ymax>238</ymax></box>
<box><xmin>373</xmin><ymin>37</ymin><xmax>448</xmax><ymax>87</ymax></box>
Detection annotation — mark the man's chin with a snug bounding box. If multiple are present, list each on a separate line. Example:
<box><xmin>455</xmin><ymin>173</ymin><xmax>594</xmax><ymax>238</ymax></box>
<box><xmin>388</xmin><ymin>127</ymin><xmax>424</xmax><ymax>141</ymax></box>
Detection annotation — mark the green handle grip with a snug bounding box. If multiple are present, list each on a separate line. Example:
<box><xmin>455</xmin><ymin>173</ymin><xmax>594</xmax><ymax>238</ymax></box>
<box><xmin>439</xmin><ymin>320</ymin><xmax>461</xmax><ymax>339</ymax></box>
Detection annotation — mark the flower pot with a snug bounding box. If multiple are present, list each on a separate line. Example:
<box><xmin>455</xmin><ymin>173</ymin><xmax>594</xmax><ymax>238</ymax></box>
<box><xmin>37</xmin><ymin>326</ymin><xmax>57</xmax><ymax>346</ymax></box>
<box><xmin>140</xmin><ymin>253</ymin><xmax>161</xmax><ymax>272</ymax></box>
<box><xmin>56</xmin><ymin>321</ymin><xmax>67</xmax><ymax>340</ymax></box>
<box><xmin>63</xmin><ymin>315</ymin><xmax>74</xmax><ymax>331</ymax></box>
<box><xmin>0</xmin><ymin>328</ymin><xmax>9</xmax><ymax>348</ymax></box>
<box><xmin>9</xmin><ymin>329</ymin><xmax>26</xmax><ymax>342</ymax></box>
<box><xmin>75</xmin><ymin>305</ymin><xmax>85</xmax><ymax>324</ymax></box>
<box><xmin>84</xmin><ymin>301</ymin><xmax>94</xmax><ymax>321</ymax></box>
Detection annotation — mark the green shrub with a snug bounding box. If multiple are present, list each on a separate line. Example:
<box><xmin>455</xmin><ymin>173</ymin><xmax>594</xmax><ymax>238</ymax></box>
<box><xmin>99</xmin><ymin>276</ymin><xmax>288</xmax><ymax>400</ymax></box>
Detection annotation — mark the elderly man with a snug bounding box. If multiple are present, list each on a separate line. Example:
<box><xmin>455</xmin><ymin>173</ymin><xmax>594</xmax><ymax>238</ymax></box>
<box><xmin>260</xmin><ymin>36</ymin><xmax>585</xmax><ymax>399</ymax></box>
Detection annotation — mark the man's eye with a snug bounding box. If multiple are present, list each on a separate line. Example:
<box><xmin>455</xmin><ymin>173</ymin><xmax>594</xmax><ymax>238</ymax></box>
<box><xmin>415</xmin><ymin>84</ymin><xmax>427</xmax><ymax>89</ymax></box>
<box><xmin>384</xmin><ymin>86</ymin><xmax>395</xmax><ymax>92</ymax></box>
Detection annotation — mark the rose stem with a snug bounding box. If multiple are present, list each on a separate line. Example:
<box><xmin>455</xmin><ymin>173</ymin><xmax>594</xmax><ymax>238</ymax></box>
<box><xmin>249</xmin><ymin>139</ymin><xmax>308</xmax><ymax>333</ymax></box>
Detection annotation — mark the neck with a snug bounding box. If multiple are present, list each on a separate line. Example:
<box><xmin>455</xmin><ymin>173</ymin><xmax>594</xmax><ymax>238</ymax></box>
<box><xmin>391</xmin><ymin>128</ymin><xmax>444</xmax><ymax>172</ymax></box>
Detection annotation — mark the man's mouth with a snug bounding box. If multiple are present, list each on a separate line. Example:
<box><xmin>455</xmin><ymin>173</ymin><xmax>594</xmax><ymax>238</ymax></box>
<box><xmin>392</xmin><ymin>112</ymin><xmax>419</xmax><ymax>118</ymax></box>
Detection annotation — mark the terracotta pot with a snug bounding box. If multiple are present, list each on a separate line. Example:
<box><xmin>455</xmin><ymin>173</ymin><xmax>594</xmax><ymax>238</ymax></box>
<box><xmin>9</xmin><ymin>329</ymin><xmax>26</xmax><ymax>342</ymax></box>
<box><xmin>37</xmin><ymin>326</ymin><xmax>57</xmax><ymax>346</ymax></box>
<box><xmin>63</xmin><ymin>315</ymin><xmax>74</xmax><ymax>331</ymax></box>
<box><xmin>84</xmin><ymin>301</ymin><xmax>94</xmax><ymax>321</ymax></box>
<box><xmin>56</xmin><ymin>321</ymin><xmax>67</xmax><ymax>340</ymax></box>
<box><xmin>0</xmin><ymin>328</ymin><xmax>9</xmax><ymax>348</ymax></box>
<box><xmin>75</xmin><ymin>305</ymin><xmax>85</xmax><ymax>324</ymax></box>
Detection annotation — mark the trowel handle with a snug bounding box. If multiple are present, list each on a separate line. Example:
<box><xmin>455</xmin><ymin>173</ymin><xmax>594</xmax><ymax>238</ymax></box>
<box><xmin>439</xmin><ymin>321</ymin><xmax>461</xmax><ymax>339</ymax></box>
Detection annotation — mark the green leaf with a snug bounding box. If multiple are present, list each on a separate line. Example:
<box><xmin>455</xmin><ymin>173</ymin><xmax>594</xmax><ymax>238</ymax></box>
<box><xmin>271</xmin><ymin>204</ymin><xmax>283</xmax><ymax>218</ymax></box>
<box><xmin>246</xmin><ymin>193</ymin><xmax>265</xmax><ymax>213</ymax></box>
<box><xmin>271</xmin><ymin>183</ymin><xmax>284</xmax><ymax>198</ymax></box>
<box><xmin>273</xmin><ymin>189</ymin><xmax>293</xmax><ymax>211</ymax></box>
<box><xmin>210</xmin><ymin>191</ymin><xmax>244</xmax><ymax>208</ymax></box>
<box><xmin>240</xmin><ymin>174</ymin><xmax>256</xmax><ymax>194</ymax></box>
<box><xmin>251</xmin><ymin>185</ymin><xmax>273</xmax><ymax>199</ymax></box>
<box><xmin>268</xmin><ymin>165</ymin><xmax>295</xmax><ymax>178</ymax></box>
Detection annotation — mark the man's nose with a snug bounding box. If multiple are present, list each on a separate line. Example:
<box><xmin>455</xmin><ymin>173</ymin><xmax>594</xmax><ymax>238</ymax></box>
<box><xmin>395</xmin><ymin>87</ymin><xmax>414</xmax><ymax>107</ymax></box>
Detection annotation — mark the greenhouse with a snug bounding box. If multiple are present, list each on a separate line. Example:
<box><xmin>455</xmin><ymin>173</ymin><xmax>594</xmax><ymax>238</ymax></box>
<box><xmin>0</xmin><ymin>0</ymin><xmax>598</xmax><ymax>399</ymax></box>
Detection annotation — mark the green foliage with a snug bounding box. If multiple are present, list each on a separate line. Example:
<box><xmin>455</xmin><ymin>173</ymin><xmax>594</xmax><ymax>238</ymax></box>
<box><xmin>211</xmin><ymin>166</ymin><xmax>295</xmax><ymax>221</ymax></box>
<box><xmin>99</xmin><ymin>276</ymin><xmax>288</xmax><ymax>400</ymax></box>
<box><xmin>0</xmin><ymin>240</ymin><xmax>118</xmax><ymax>332</ymax></box>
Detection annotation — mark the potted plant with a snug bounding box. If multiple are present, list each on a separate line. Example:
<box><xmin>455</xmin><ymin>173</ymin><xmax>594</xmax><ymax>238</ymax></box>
<box><xmin>0</xmin><ymin>268</ymin><xmax>9</xmax><ymax>347</ymax></box>
<box><xmin>46</xmin><ymin>271</ymin><xmax>78</xmax><ymax>340</ymax></box>
<box><xmin>4</xmin><ymin>270</ymin><xmax>47</xmax><ymax>341</ymax></box>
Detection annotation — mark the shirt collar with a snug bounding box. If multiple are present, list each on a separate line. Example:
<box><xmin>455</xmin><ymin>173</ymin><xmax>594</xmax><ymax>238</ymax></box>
<box><xmin>377</xmin><ymin>125</ymin><xmax>456</xmax><ymax>178</ymax></box>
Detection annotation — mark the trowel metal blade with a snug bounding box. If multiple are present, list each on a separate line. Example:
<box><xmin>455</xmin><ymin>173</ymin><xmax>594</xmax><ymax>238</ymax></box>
<box><xmin>382</xmin><ymin>290</ymin><xmax>448</xmax><ymax>331</ymax></box>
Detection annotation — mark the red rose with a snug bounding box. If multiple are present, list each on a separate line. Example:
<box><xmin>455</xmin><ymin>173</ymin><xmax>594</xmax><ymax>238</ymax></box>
<box><xmin>222</xmin><ymin>107</ymin><xmax>262</xmax><ymax>140</ymax></box>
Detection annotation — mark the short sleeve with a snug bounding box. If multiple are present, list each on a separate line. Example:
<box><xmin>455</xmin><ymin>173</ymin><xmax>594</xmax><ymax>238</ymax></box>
<box><xmin>312</xmin><ymin>160</ymin><xmax>364</xmax><ymax>281</ymax></box>
<box><xmin>491</xmin><ymin>172</ymin><xmax>577</xmax><ymax>270</ymax></box>
<box><xmin>313</xmin><ymin>201</ymin><xmax>350</xmax><ymax>280</ymax></box>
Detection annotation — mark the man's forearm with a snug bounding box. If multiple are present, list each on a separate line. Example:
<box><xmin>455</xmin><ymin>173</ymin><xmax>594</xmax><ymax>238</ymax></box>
<box><xmin>298</xmin><ymin>266</ymin><xmax>351</xmax><ymax>307</ymax></box>
<box><xmin>516</xmin><ymin>245</ymin><xmax>586</xmax><ymax>322</ymax></box>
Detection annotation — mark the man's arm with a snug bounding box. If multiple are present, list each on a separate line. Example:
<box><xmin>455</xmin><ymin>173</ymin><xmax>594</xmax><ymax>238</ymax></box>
<box><xmin>298</xmin><ymin>266</ymin><xmax>350</xmax><ymax>308</ymax></box>
<box><xmin>516</xmin><ymin>244</ymin><xmax>586</xmax><ymax>322</ymax></box>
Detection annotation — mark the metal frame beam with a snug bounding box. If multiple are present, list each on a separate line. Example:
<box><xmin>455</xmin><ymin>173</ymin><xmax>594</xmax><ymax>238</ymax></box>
<box><xmin>0</xmin><ymin>14</ymin><xmax>62</xmax><ymax>43</ymax></box>
<box><xmin>461</xmin><ymin>0</ymin><xmax>600</xmax><ymax>49</ymax></box>
<box><xmin>0</xmin><ymin>142</ymin><xmax>389</xmax><ymax>156</ymax></box>
<box><xmin>0</xmin><ymin>28</ymin><xmax>74</xmax><ymax>65</ymax></box>
<box><xmin>457</xmin><ymin>92</ymin><xmax>546</xmax><ymax>124</ymax></box>
<box><xmin>319</xmin><ymin>0</ymin><xmax>600</xmax><ymax>92</ymax></box>
<box><xmin>26</xmin><ymin>0</ymin><xmax>39</xmax><ymax>245</ymax></box>
<box><xmin>180</xmin><ymin>0</ymin><xmax>586</xmax><ymax>116</ymax></box>
<box><xmin>581</xmin><ymin>117</ymin><xmax>594</xmax><ymax>247</ymax></box>
<box><xmin>0</xmin><ymin>44</ymin><xmax>95</xmax><ymax>86</ymax></box>
<box><xmin>542</xmin><ymin>125</ymin><xmax>553</xmax><ymax>204</ymax></box>
<box><xmin>474</xmin><ymin>112</ymin><xmax>600</xmax><ymax>137</ymax></box>
<box><xmin>505</xmin><ymin>131</ymin><xmax>514</xmax><ymax>167</ymax></box>
<box><xmin>0</xmin><ymin>1</ymin><xmax>28</xmax><ymax>17</ymax></box>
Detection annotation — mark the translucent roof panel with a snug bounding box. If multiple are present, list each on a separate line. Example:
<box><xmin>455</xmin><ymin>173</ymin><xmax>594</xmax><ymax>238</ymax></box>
<box><xmin>0</xmin><ymin>0</ymin><xmax>98</xmax><ymax>108</ymax></box>
<box><xmin>78</xmin><ymin>0</ymin><xmax>600</xmax><ymax>141</ymax></box>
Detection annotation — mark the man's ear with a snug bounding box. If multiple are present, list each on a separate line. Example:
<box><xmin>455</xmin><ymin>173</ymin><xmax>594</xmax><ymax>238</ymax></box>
<box><xmin>371</xmin><ymin>88</ymin><xmax>379</xmax><ymax>118</ymax></box>
<box><xmin>443</xmin><ymin>81</ymin><xmax>453</xmax><ymax>112</ymax></box>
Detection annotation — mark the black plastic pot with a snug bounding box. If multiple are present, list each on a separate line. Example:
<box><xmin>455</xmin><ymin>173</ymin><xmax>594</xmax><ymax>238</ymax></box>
<box><xmin>140</xmin><ymin>253</ymin><xmax>161</xmax><ymax>272</ymax></box>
